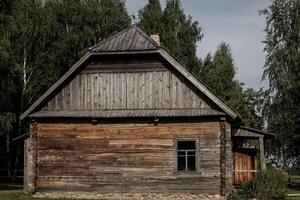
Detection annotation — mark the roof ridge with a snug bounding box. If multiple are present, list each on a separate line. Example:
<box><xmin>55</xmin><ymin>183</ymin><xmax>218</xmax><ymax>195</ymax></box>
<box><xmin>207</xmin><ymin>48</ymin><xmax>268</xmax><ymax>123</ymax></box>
<box><xmin>89</xmin><ymin>24</ymin><xmax>160</xmax><ymax>53</ymax></box>
<box><xmin>89</xmin><ymin>24</ymin><xmax>137</xmax><ymax>52</ymax></box>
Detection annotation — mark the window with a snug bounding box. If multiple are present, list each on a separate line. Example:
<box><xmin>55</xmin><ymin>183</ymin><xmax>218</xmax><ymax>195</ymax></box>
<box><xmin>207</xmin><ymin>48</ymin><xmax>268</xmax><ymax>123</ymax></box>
<box><xmin>176</xmin><ymin>140</ymin><xmax>197</xmax><ymax>171</ymax></box>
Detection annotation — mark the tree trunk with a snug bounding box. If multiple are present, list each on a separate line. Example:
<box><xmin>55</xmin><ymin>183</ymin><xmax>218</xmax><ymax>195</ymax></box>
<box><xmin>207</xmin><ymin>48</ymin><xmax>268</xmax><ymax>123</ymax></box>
<box><xmin>12</xmin><ymin>47</ymin><xmax>27</xmax><ymax>181</ymax></box>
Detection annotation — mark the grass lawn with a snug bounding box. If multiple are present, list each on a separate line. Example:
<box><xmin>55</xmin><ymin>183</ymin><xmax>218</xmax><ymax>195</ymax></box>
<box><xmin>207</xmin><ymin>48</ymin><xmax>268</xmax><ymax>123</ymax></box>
<box><xmin>0</xmin><ymin>190</ymin><xmax>52</xmax><ymax>200</ymax></box>
<box><xmin>0</xmin><ymin>190</ymin><xmax>94</xmax><ymax>200</ymax></box>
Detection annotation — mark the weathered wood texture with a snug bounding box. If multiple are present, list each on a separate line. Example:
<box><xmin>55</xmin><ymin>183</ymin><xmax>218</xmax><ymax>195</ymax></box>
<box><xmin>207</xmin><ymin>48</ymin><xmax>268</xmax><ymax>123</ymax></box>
<box><xmin>233</xmin><ymin>149</ymin><xmax>259</xmax><ymax>186</ymax></box>
<box><xmin>35</xmin><ymin>121</ymin><xmax>223</xmax><ymax>194</ymax></box>
<box><xmin>90</xmin><ymin>25</ymin><xmax>160</xmax><ymax>53</ymax></box>
<box><xmin>219</xmin><ymin>120</ymin><xmax>233</xmax><ymax>194</ymax></box>
<box><xmin>225</xmin><ymin>121</ymin><xmax>233</xmax><ymax>193</ymax></box>
<box><xmin>41</xmin><ymin>56</ymin><xmax>211</xmax><ymax>112</ymax></box>
<box><xmin>24</xmin><ymin>123</ymin><xmax>38</xmax><ymax>193</ymax></box>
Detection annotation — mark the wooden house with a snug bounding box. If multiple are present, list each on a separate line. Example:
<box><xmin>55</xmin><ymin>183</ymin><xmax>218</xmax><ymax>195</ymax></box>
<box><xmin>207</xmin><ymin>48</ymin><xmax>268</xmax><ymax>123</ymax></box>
<box><xmin>21</xmin><ymin>25</ymin><xmax>273</xmax><ymax>196</ymax></box>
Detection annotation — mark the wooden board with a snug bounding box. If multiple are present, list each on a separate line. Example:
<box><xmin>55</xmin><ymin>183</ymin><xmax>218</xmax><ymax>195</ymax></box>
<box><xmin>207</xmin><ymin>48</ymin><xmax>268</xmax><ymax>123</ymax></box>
<box><xmin>42</xmin><ymin>55</ymin><xmax>210</xmax><ymax>112</ymax></box>
<box><xmin>233</xmin><ymin>149</ymin><xmax>259</xmax><ymax>185</ymax></box>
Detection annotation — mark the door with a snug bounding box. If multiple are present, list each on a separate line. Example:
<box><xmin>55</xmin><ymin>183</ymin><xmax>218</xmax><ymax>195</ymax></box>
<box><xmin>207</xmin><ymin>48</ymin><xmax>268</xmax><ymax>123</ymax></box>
<box><xmin>233</xmin><ymin>149</ymin><xmax>259</xmax><ymax>185</ymax></box>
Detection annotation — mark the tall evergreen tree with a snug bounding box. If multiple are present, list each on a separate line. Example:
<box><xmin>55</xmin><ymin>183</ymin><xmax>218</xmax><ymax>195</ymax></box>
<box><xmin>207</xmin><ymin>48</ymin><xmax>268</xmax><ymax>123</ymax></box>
<box><xmin>138</xmin><ymin>0</ymin><xmax>163</xmax><ymax>34</ymax></box>
<box><xmin>260</xmin><ymin>0</ymin><xmax>300</xmax><ymax>167</ymax></box>
<box><xmin>199</xmin><ymin>43</ymin><xmax>237</xmax><ymax>103</ymax></box>
<box><xmin>138</xmin><ymin>0</ymin><xmax>202</xmax><ymax>73</ymax></box>
<box><xmin>198</xmin><ymin>43</ymin><xmax>263</xmax><ymax>129</ymax></box>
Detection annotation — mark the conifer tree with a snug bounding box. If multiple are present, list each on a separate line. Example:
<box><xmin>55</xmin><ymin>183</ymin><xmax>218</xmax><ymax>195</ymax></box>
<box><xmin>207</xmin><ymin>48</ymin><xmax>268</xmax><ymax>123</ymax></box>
<box><xmin>138</xmin><ymin>0</ymin><xmax>202</xmax><ymax>72</ymax></box>
<box><xmin>139</xmin><ymin>0</ymin><xmax>163</xmax><ymax>34</ymax></box>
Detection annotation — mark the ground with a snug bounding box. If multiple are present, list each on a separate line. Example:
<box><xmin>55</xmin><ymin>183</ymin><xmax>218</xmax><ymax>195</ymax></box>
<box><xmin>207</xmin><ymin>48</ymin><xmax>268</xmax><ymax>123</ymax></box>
<box><xmin>0</xmin><ymin>176</ymin><xmax>299</xmax><ymax>200</ymax></box>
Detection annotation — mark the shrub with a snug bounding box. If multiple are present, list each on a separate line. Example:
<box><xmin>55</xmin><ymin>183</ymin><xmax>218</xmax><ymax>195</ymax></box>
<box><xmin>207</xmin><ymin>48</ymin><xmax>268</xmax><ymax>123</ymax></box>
<box><xmin>228</xmin><ymin>168</ymin><xmax>287</xmax><ymax>200</ymax></box>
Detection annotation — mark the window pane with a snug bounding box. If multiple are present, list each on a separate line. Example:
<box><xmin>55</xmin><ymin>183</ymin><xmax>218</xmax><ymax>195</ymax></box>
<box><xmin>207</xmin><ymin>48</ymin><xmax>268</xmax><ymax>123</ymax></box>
<box><xmin>187</xmin><ymin>151</ymin><xmax>195</xmax><ymax>156</ymax></box>
<box><xmin>177</xmin><ymin>156</ymin><xmax>186</xmax><ymax>171</ymax></box>
<box><xmin>187</xmin><ymin>156</ymin><xmax>196</xmax><ymax>171</ymax></box>
<box><xmin>177</xmin><ymin>151</ymin><xmax>186</xmax><ymax>156</ymax></box>
<box><xmin>177</xmin><ymin>141</ymin><xmax>196</xmax><ymax>150</ymax></box>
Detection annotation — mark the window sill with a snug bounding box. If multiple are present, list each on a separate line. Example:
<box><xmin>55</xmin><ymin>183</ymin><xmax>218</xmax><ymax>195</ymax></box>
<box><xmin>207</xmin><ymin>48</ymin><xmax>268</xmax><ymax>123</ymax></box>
<box><xmin>173</xmin><ymin>171</ymin><xmax>202</xmax><ymax>178</ymax></box>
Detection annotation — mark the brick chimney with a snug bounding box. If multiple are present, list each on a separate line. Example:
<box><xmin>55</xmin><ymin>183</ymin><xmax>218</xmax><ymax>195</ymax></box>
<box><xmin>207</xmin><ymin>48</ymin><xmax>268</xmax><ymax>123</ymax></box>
<box><xmin>150</xmin><ymin>34</ymin><xmax>160</xmax><ymax>45</ymax></box>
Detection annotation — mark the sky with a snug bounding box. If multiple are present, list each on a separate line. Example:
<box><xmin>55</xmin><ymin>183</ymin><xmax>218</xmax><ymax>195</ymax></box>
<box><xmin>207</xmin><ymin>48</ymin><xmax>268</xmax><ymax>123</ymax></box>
<box><xmin>125</xmin><ymin>0</ymin><xmax>271</xmax><ymax>89</ymax></box>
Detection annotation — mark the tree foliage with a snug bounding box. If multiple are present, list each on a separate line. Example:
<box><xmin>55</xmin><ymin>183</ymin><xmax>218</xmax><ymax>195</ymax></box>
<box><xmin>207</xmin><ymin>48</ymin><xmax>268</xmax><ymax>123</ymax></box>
<box><xmin>260</xmin><ymin>0</ymin><xmax>300</xmax><ymax>167</ymax></box>
<box><xmin>139</xmin><ymin>0</ymin><xmax>202</xmax><ymax>73</ymax></box>
<box><xmin>0</xmin><ymin>0</ymin><xmax>131</xmax><ymax>179</ymax></box>
<box><xmin>139</xmin><ymin>0</ymin><xmax>264</xmax><ymax>130</ymax></box>
<box><xmin>197</xmin><ymin>43</ymin><xmax>264</xmax><ymax>129</ymax></box>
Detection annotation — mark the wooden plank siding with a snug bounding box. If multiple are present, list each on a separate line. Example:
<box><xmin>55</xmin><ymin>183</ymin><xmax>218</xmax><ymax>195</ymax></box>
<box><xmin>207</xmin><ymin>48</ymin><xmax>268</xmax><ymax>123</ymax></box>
<box><xmin>233</xmin><ymin>150</ymin><xmax>259</xmax><ymax>186</ymax></box>
<box><xmin>35</xmin><ymin>121</ymin><xmax>223</xmax><ymax>194</ymax></box>
<box><xmin>42</xmin><ymin>56</ymin><xmax>209</xmax><ymax>112</ymax></box>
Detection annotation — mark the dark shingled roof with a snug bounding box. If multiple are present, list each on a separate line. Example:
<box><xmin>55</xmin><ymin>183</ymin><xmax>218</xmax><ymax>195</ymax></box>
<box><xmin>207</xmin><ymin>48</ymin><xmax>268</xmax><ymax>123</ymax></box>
<box><xmin>89</xmin><ymin>24</ymin><xmax>160</xmax><ymax>53</ymax></box>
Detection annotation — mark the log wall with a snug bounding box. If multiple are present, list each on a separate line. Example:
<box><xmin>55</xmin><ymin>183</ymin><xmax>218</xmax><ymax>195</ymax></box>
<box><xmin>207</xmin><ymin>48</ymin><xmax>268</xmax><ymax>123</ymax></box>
<box><xmin>35</xmin><ymin>121</ymin><xmax>224</xmax><ymax>194</ymax></box>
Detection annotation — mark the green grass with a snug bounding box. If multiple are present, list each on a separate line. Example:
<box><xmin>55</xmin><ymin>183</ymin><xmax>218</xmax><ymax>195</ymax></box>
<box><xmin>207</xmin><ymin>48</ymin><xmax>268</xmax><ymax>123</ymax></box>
<box><xmin>0</xmin><ymin>190</ymin><xmax>53</xmax><ymax>200</ymax></box>
<box><xmin>0</xmin><ymin>190</ymin><xmax>83</xmax><ymax>200</ymax></box>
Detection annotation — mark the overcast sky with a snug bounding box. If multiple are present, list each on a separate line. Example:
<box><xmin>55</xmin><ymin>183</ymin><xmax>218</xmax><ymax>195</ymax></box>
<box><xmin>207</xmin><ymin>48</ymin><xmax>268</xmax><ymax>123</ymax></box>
<box><xmin>125</xmin><ymin>0</ymin><xmax>271</xmax><ymax>89</ymax></box>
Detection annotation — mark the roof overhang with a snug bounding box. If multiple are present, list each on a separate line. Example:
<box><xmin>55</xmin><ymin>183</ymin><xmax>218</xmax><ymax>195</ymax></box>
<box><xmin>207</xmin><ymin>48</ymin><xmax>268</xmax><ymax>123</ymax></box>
<box><xmin>21</xmin><ymin>49</ymin><xmax>240</xmax><ymax>121</ymax></box>
<box><xmin>232</xmin><ymin>126</ymin><xmax>275</xmax><ymax>139</ymax></box>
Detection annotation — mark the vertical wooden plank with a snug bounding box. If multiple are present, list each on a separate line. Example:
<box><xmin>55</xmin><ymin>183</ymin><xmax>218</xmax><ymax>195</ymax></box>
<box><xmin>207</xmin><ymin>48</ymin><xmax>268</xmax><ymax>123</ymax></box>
<box><xmin>54</xmin><ymin>93</ymin><xmax>58</xmax><ymax>111</ymax></box>
<box><xmin>134</xmin><ymin>73</ymin><xmax>138</xmax><ymax>109</ymax></box>
<box><xmin>94</xmin><ymin>74</ymin><xmax>98</xmax><ymax>109</ymax></box>
<box><xmin>70</xmin><ymin>78</ymin><xmax>75</xmax><ymax>110</ymax></box>
<box><xmin>145</xmin><ymin>72</ymin><xmax>150</xmax><ymax>108</ymax></box>
<box><xmin>140</xmin><ymin>73</ymin><xmax>146</xmax><ymax>109</ymax></box>
<box><xmin>157</xmin><ymin>71</ymin><xmax>163</xmax><ymax>108</ymax></box>
<box><xmin>68</xmin><ymin>80</ymin><xmax>72</xmax><ymax>110</ymax></box>
<box><xmin>91</xmin><ymin>74</ymin><xmax>94</xmax><ymax>110</ymax></box>
<box><xmin>177</xmin><ymin>78</ymin><xmax>182</xmax><ymax>108</ymax></box>
<box><xmin>170</xmin><ymin>73</ymin><xmax>177</xmax><ymax>108</ymax></box>
<box><xmin>61</xmin><ymin>87</ymin><xmax>66</xmax><ymax>110</ymax></box>
<box><xmin>87</xmin><ymin>74</ymin><xmax>91</xmax><ymax>110</ymax></box>
<box><xmin>136</xmin><ymin>72</ymin><xmax>140</xmax><ymax>109</ymax></box>
<box><xmin>110</xmin><ymin>73</ymin><xmax>114</xmax><ymax>109</ymax></box>
<box><xmin>152</xmin><ymin>71</ymin><xmax>157</xmax><ymax>109</ymax></box>
<box><xmin>83</xmin><ymin>73</ymin><xmax>87</xmax><ymax>110</ymax></box>
<box><xmin>126</xmin><ymin>73</ymin><xmax>131</xmax><ymax>109</ymax></box>
<box><xmin>148</xmin><ymin>72</ymin><xmax>153</xmax><ymax>108</ymax></box>
<box><xmin>80</xmin><ymin>74</ymin><xmax>85</xmax><ymax>110</ymax></box>
<box><xmin>104</xmin><ymin>73</ymin><xmax>109</xmax><ymax>109</ymax></box>
<box><xmin>121</xmin><ymin>73</ymin><xmax>126</xmax><ymax>109</ymax></box>
<box><xmin>129</xmin><ymin>73</ymin><xmax>135</xmax><ymax>109</ymax></box>
<box><xmin>116</xmin><ymin>73</ymin><xmax>121</xmax><ymax>109</ymax></box>
<box><xmin>75</xmin><ymin>75</ymin><xmax>80</xmax><ymax>110</ymax></box>
<box><xmin>98</xmin><ymin>73</ymin><xmax>103</xmax><ymax>109</ymax></box>
<box><xmin>162</xmin><ymin>71</ymin><xmax>170</xmax><ymax>108</ymax></box>
<box><xmin>112</xmin><ymin>73</ymin><xmax>116</xmax><ymax>109</ymax></box>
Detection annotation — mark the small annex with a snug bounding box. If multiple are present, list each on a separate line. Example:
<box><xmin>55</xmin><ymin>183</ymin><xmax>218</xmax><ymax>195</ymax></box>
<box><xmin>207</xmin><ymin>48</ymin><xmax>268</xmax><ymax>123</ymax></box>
<box><xmin>21</xmin><ymin>25</ymin><xmax>273</xmax><ymax>196</ymax></box>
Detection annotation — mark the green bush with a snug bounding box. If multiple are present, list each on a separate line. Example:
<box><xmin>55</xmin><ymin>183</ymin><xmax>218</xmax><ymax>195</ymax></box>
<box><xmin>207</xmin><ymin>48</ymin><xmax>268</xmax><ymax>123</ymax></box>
<box><xmin>228</xmin><ymin>168</ymin><xmax>287</xmax><ymax>200</ymax></box>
